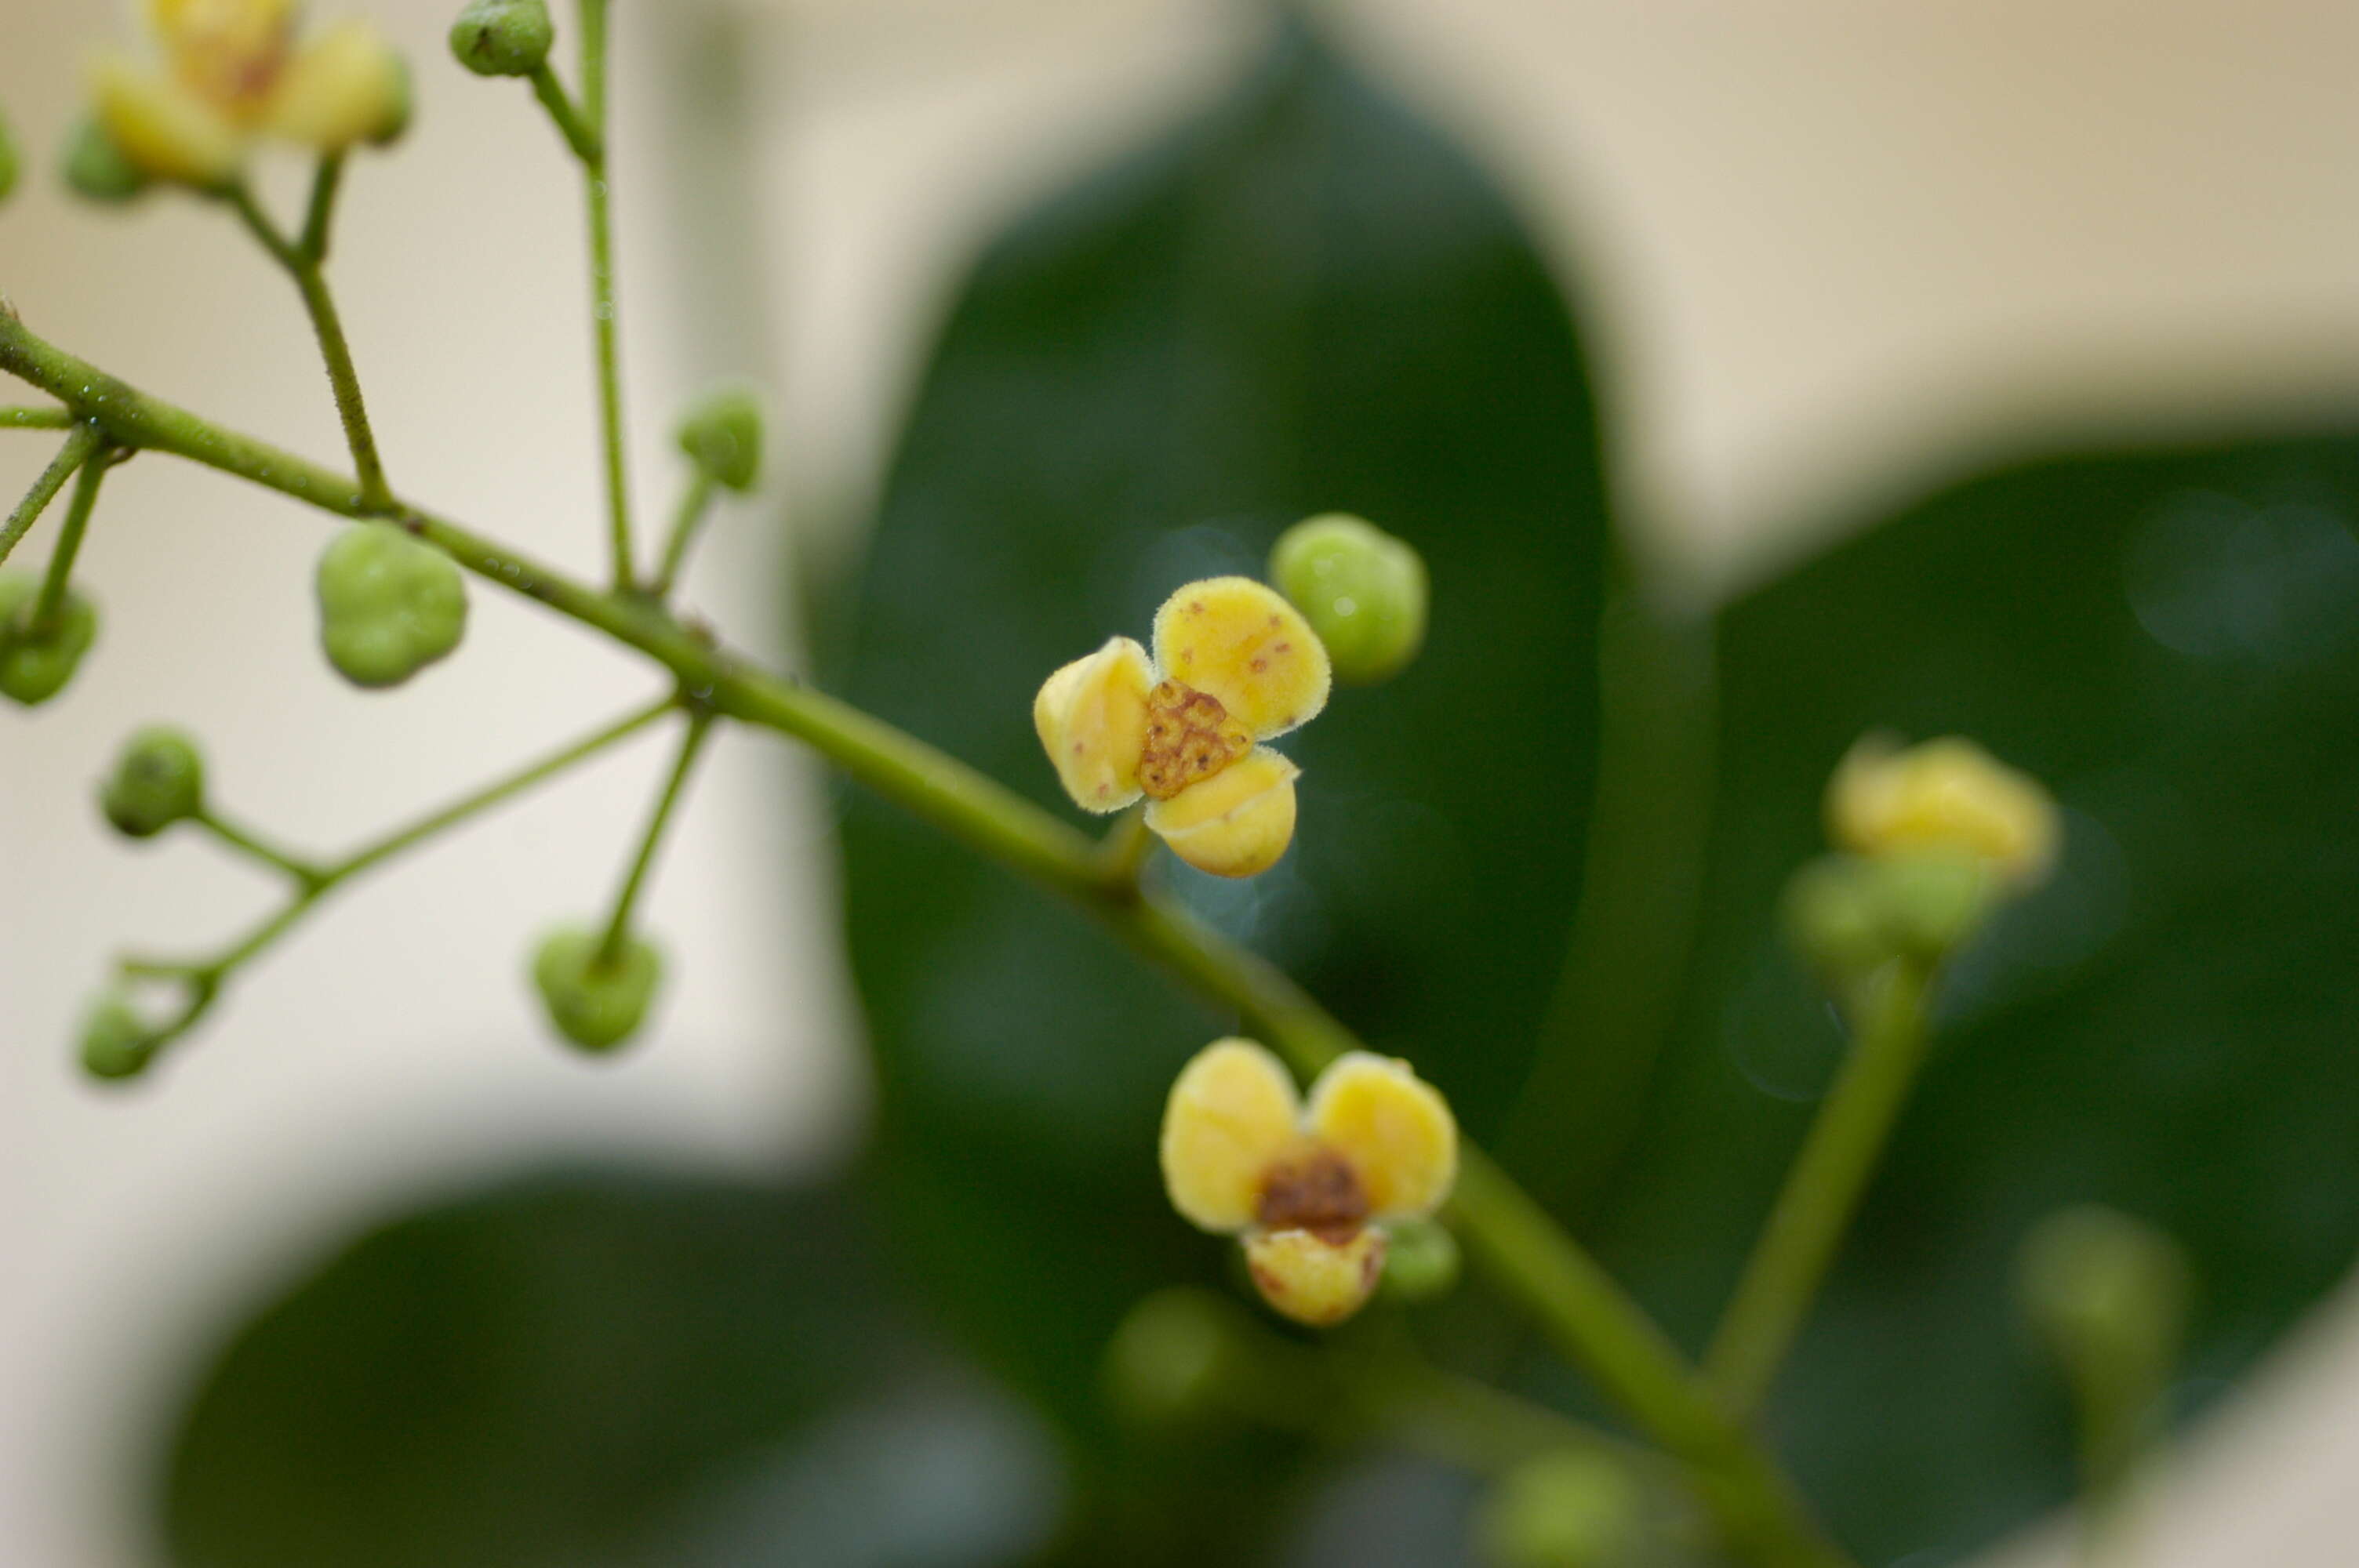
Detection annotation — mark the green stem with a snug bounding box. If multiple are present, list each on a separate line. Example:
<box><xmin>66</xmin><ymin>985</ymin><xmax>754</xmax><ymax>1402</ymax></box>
<box><xmin>31</xmin><ymin>441</ymin><xmax>111</xmax><ymax>633</ymax></box>
<box><xmin>0</xmin><ymin>422</ymin><xmax>100</xmax><ymax>570</ymax></box>
<box><xmin>649</xmin><ymin>470</ymin><xmax>715</xmax><ymax>599</ymax></box>
<box><xmin>299</xmin><ymin>153</ymin><xmax>346</xmax><ymax>263</ymax></box>
<box><xmin>529</xmin><ymin>62</ymin><xmax>602</xmax><ymax>162</ymax></box>
<box><xmin>576</xmin><ymin>0</ymin><xmax>636</xmax><ymax>591</ymax></box>
<box><xmin>1704</xmin><ymin>961</ymin><xmax>1934</xmax><ymax>1417</ymax></box>
<box><xmin>1</xmin><ymin>407</ymin><xmax>72</xmax><ymax>430</ymax></box>
<box><xmin>227</xmin><ymin>182</ymin><xmax>394</xmax><ymax>513</ymax></box>
<box><xmin>194</xmin><ymin>808</ymin><xmax>329</xmax><ymax>890</ymax></box>
<box><xmin>596</xmin><ymin>710</ymin><xmax>714</xmax><ymax>966</ymax></box>
<box><xmin>0</xmin><ymin>313</ymin><xmax>1845</xmax><ymax>1568</ymax></box>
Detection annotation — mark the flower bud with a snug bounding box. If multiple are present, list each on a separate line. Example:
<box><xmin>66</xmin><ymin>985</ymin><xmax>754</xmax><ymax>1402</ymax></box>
<box><xmin>1268</xmin><ymin>514</ymin><xmax>1427</xmax><ymax>685</ymax></box>
<box><xmin>100</xmin><ymin>727</ymin><xmax>206</xmax><ymax>839</ymax></box>
<box><xmin>61</xmin><ymin>116</ymin><xmax>152</xmax><ymax>204</ymax></box>
<box><xmin>1378</xmin><ymin>1217</ymin><xmax>1461</xmax><ymax>1304</ymax></box>
<box><xmin>449</xmin><ymin>0</ymin><xmax>555</xmax><ymax>78</ymax></box>
<box><xmin>529</xmin><ymin>924</ymin><xmax>663</xmax><ymax>1053</ymax></box>
<box><xmin>1783</xmin><ymin>848</ymin><xmax>2001</xmax><ymax>981</ymax></box>
<box><xmin>0</xmin><ymin>572</ymin><xmax>99</xmax><ymax>707</ymax></box>
<box><xmin>675</xmin><ymin>385</ymin><xmax>765</xmax><ymax>493</ymax></box>
<box><xmin>2017</xmin><ymin>1204</ymin><xmax>2189</xmax><ymax>1403</ymax></box>
<box><xmin>315</xmin><ymin>524</ymin><xmax>468</xmax><ymax>689</ymax></box>
<box><xmin>266</xmin><ymin>23</ymin><xmax>413</xmax><ymax>151</ymax></box>
<box><xmin>1828</xmin><ymin>733</ymin><xmax>2059</xmax><ymax>888</ymax></box>
<box><xmin>0</xmin><ymin>107</ymin><xmax>20</xmax><ymax>205</ymax></box>
<box><xmin>1104</xmin><ymin>1289</ymin><xmax>1237</xmax><ymax>1427</ymax></box>
<box><xmin>80</xmin><ymin>991</ymin><xmax>161</xmax><ymax>1082</ymax></box>
<box><xmin>1476</xmin><ymin>1451</ymin><xmax>1642</xmax><ymax>1568</ymax></box>
<box><xmin>1243</xmin><ymin>1226</ymin><xmax>1386</xmax><ymax>1327</ymax></box>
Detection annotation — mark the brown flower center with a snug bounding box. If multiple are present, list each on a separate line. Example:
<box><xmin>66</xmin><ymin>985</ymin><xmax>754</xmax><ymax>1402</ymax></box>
<box><xmin>1256</xmin><ymin>1146</ymin><xmax>1369</xmax><ymax>1244</ymax></box>
<box><xmin>1137</xmin><ymin>678</ymin><xmax>1252</xmax><ymax>800</ymax></box>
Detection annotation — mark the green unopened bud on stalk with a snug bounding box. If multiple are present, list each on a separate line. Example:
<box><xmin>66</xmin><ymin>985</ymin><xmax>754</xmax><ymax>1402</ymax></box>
<box><xmin>675</xmin><ymin>386</ymin><xmax>765</xmax><ymax>493</ymax></box>
<box><xmin>530</xmin><ymin>924</ymin><xmax>663</xmax><ymax>1053</ymax></box>
<box><xmin>80</xmin><ymin>991</ymin><xmax>161</xmax><ymax>1082</ymax></box>
<box><xmin>1104</xmin><ymin>1288</ymin><xmax>1238</xmax><ymax>1427</ymax></box>
<box><xmin>0</xmin><ymin>106</ymin><xmax>21</xmax><ymax>205</ymax></box>
<box><xmin>60</xmin><ymin>116</ymin><xmax>151</xmax><ymax>205</ymax></box>
<box><xmin>1379</xmin><ymin>1216</ymin><xmax>1462</xmax><ymax>1303</ymax></box>
<box><xmin>2019</xmin><ymin>1204</ymin><xmax>2190</xmax><ymax>1402</ymax></box>
<box><xmin>1477</xmin><ymin>1450</ymin><xmax>1643</xmax><ymax>1568</ymax></box>
<box><xmin>1269</xmin><ymin>514</ymin><xmax>1427</xmax><ymax>684</ymax></box>
<box><xmin>1783</xmin><ymin>848</ymin><xmax>2003</xmax><ymax>985</ymax></box>
<box><xmin>100</xmin><ymin>726</ymin><xmax>205</xmax><ymax>839</ymax></box>
<box><xmin>449</xmin><ymin>0</ymin><xmax>556</xmax><ymax>78</ymax></box>
<box><xmin>315</xmin><ymin>524</ymin><xmax>469</xmax><ymax>689</ymax></box>
<box><xmin>0</xmin><ymin>572</ymin><xmax>99</xmax><ymax>706</ymax></box>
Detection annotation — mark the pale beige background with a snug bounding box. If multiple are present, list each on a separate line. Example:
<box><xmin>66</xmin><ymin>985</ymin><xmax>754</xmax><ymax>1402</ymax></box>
<box><xmin>5</xmin><ymin>2</ymin><xmax>2358</xmax><ymax>1563</ymax></box>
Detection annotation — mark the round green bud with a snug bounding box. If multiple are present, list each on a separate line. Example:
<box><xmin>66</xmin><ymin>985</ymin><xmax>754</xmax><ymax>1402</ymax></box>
<box><xmin>450</xmin><ymin>0</ymin><xmax>556</xmax><ymax>78</ymax></box>
<box><xmin>0</xmin><ymin>571</ymin><xmax>99</xmax><ymax>707</ymax></box>
<box><xmin>675</xmin><ymin>385</ymin><xmax>765</xmax><ymax>493</ymax></box>
<box><xmin>1780</xmin><ymin>855</ymin><xmax>1889</xmax><ymax>979</ymax></box>
<box><xmin>60</xmin><ymin>115</ymin><xmax>151</xmax><ymax>205</ymax></box>
<box><xmin>80</xmin><ymin>992</ymin><xmax>159</xmax><ymax>1082</ymax></box>
<box><xmin>0</xmin><ymin>107</ymin><xmax>21</xmax><ymax>205</ymax></box>
<box><xmin>530</xmin><ymin>924</ymin><xmax>663</xmax><ymax>1053</ymax></box>
<box><xmin>100</xmin><ymin>727</ymin><xmax>207</xmax><ymax>839</ymax></box>
<box><xmin>1268</xmin><ymin>514</ymin><xmax>1428</xmax><ymax>684</ymax></box>
<box><xmin>1103</xmin><ymin>1289</ymin><xmax>1235</xmax><ymax>1428</ymax></box>
<box><xmin>1476</xmin><ymin>1450</ymin><xmax>1642</xmax><ymax>1568</ymax></box>
<box><xmin>1874</xmin><ymin>848</ymin><xmax>1997</xmax><ymax>959</ymax></box>
<box><xmin>315</xmin><ymin>524</ymin><xmax>469</xmax><ymax>689</ymax></box>
<box><xmin>2017</xmin><ymin>1204</ymin><xmax>2190</xmax><ymax>1392</ymax></box>
<box><xmin>369</xmin><ymin>56</ymin><xmax>416</xmax><ymax>149</ymax></box>
<box><xmin>1379</xmin><ymin>1217</ymin><xmax>1461</xmax><ymax>1303</ymax></box>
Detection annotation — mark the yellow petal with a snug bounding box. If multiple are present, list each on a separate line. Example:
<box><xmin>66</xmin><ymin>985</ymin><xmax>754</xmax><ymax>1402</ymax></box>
<box><xmin>91</xmin><ymin>56</ymin><xmax>246</xmax><ymax>186</ymax></box>
<box><xmin>1243</xmin><ymin>1227</ymin><xmax>1387</xmax><ymax>1327</ymax></box>
<box><xmin>1034</xmin><ymin>636</ymin><xmax>1153</xmax><ymax>814</ymax></box>
<box><xmin>1826</xmin><ymin>733</ymin><xmax>2059</xmax><ymax>887</ymax></box>
<box><xmin>1160</xmin><ymin>1038</ymin><xmax>1300</xmax><ymax>1233</ymax></box>
<box><xmin>1150</xmin><ymin>576</ymin><xmax>1330</xmax><ymax>739</ymax></box>
<box><xmin>152</xmin><ymin>0</ymin><xmax>299</xmax><ymax>113</ymax></box>
<box><xmin>1143</xmin><ymin>746</ymin><xmax>1298</xmax><ymax>878</ymax></box>
<box><xmin>262</xmin><ymin>20</ymin><xmax>410</xmax><ymax>151</ymax></box>
<box><xmin>1307</xmin><ymin>1052</ymin><xmax>1459</xmax><ymax>1219</ymax></box>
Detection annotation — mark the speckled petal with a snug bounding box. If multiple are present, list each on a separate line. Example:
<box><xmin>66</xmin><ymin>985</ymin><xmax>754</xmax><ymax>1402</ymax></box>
<box><xmin>1306</xmin><ymin>1051</ymin><xmax>1459</xmax><ymax>1220</ymax></box>
<box><xmin>1160</xmin><ymin>1038</ymin><xmax>1301</xmax><ymax>1233</ymax></box>
<box><xmin>1150</xmin><ymin>576</ymin><xmax>1329</xmax><ymax>739</ymax></box>
<box><xmin>1143</xmin><ymin>746</ymin><xmax>1299</xmax><ymax>879</ymax></box>
<box><xmin>1034</xmin><ymin>636</ymin><xmax>1153</xmax><ymax>814</ymax></box>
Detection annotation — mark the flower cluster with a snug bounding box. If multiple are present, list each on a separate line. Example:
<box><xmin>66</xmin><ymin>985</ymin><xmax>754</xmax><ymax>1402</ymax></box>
<box><xmin>1160</xmin><ymin>1038</ymin><xmax>1457</xmax><ymax>1327</ymax></box>
<box><xmin>1035</xmin><ymin>577</ymin><xmax>1330</xmax><ymax>877</ymax></box>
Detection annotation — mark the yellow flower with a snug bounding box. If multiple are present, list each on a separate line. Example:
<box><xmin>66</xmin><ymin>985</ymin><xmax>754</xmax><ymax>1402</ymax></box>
<box><xmin>1035</xmin><ymin>577</ymin><xmax>1329</xmax><ymax>877</ymax></box>
<box><xmin>93</xmin><ymin>0</ymin><xmax>409</xmax><ymax>187</ymax></box>
<box><xmin>1826</xmin><ymin>733</ymin><xmax>2059</xmax><ymax>888</ymax></box>
<box><xmin>1160</xmin><ymin>1038</ymin><xmax>1457</xmax><ymax>1327</ymax></box>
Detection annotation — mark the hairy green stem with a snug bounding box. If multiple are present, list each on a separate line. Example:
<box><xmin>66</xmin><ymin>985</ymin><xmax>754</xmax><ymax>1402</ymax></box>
<box><xmin>31</xmin><ymin>441</ymin><xmax>110</xmax><ymax>633</ymax></box>
<box><xmin>299</xmin><ymin>154</ymin><xmax>346</xmax><ymax>263</ymax></box>
<box><xmin>576</xmin><ymin>0</ymin><xmax>636</xmax><ymax>591</ymax></box>
<box><xmin>0</xmin><ymin>311</ymin><xmax>1846</xmax><ymax>1568</ymax></box>
<box><xmin>227</xmin><ymin>181</ymin><xmax>394</xmax><ymax>512</ymax></box>
<box><xmin>650</xmin><ymin>470</ymin><xmax>716</xmax><ymax>599</ymax></box>
<box><xmin>1704</xmin><ymin>961</ymin><xmax>1934</xmax><ymax>1416</ymax></box>
<box><xmin>0</xmin><ymin>422</ymin><xmax>100</xmax><ymax>570</ymax></box>
<box><xmin>597</xmin><ymin>710</ymin><xmax>714</xmax><ymax>966</ymax></box>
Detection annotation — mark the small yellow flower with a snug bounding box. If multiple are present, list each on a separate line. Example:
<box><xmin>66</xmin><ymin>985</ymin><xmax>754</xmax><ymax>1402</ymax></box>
<box><xmin>1826</xmin><ymin>733</ymin><xmax>2059</xmax><ymax>888</ymax></box>
<box><xmin>1160</xmin><ymin>1038</ymin><xmax>1457</xmax><ymax>1327</ymax></box>
<box><xmin>93</xmin><ymin>0</ymin><xmax>409</xmax><ymax>187</ymax></box>
<box><xmin>1035</xmin><ymin>577</ymin><xmax>1330</xmax><ymax>877</ymax></box>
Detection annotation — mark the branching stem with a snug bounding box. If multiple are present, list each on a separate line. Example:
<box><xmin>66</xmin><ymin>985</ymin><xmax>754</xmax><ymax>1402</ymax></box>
<box><xmin>0</xmin><ymin>422</ymin><xmax>101</xmax><ymax>570</ymax></box>
<box><xmin>596</xmin><ymin>710</ymin><xmax>714</xmax><ymax>967</ymax></box>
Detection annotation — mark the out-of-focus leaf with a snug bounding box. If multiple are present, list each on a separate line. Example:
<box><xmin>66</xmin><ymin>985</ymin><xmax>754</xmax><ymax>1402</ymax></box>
<box><xmin>1590</xmin><ymin>433</ymin><xmax>2359</xmax><ymax>1563</ymax></box>
<box><xmin>160</xmin><ymin>1167</ymin><xmax>1030</xmax><ymax>1568</ymax></box>
<box><xmin>831</xmin><ymin>15</ymin><xmax>1607</xmax><ymax>1552</ymax></box>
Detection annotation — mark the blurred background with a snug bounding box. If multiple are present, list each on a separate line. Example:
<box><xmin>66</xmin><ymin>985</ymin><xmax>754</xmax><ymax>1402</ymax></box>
<box><xmin>5</xmin><ymin>1</ymin><xmax>2359</xmax><ymax>1563</ymax></box>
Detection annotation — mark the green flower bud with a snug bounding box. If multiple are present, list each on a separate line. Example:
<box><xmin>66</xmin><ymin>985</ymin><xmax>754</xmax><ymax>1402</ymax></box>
<box><xmin>530</xmin><ymin>924</ymin><xmax>663</xmax><ymax>1052</ymax></box>
<box><xmin>80</xmin><ymin>992</ymin><xmax>161</xmax><ymax>1082</ymax></box>
<box><xmin>675</xmin><ymin>385</ymin><xmax>765</xmax><ymax>493</ymax></box>
<box><xmin>315</xmin><ymin>524</ymin><xmax>468</xmax><ymax>689</ymax></box>
<box><xmin>1875</xmin><ymin>848</ymin><xmax>1997</xmax><ymax>959</ymax></box>
<box><xmin>1379</xmin><ymin>1216</ymin><xmax>1461</xmax><ymax>1303</ymax></box>
<box><xmin>1477</xmin><ymin>1451</ymin><xmax>1643</xmax><ymax>1568</ymax></box>
<box><xmin>1104</xmin><ymin>1289</ymin><xmax>1236</xmax><ymax>1428</ymax></box>
<box><xmin>369</xmin><ymin>56</ymin><xmax>416</xmax><ymax>149</ymax></box>
<box><xmin>1783</xmin><ymin>848</ymin><xmax>2001</xmax><ymax>983</ymax></box>
<box><xmin>0</xmin><ymin>107</ymin><xmax>21</xmax><ymax>205</ymax></box>
<box><xmin>0</xmin><ymin>571</ymin><xmax>98</xmax><ymax>707</ymax></box>
<box><xmin>100</xmin><ymin>727</ymin><xmax>206</xmax><ymax>839</ymax></box>
<box><xmin>60</xmin><ymin>115</ymin><xmax>151</xmax><ymax>205</ymax></box>
<box><xmin>450</xmin><ymin>0</ymin><xmax>556</xmax><ymax>78</ymax></box>
<box><xmin>1780</xmin><ymin>855</ymin><xmax>1889</xmax><ymax>980</ymax></box>
<box><xmin>2018</xmin><ymin>1204</ymin><xmax>2190</xmax><ymax>1402</ymax></box>
<box><xmin>1268</xmin><ymin>514</ymin><xmax>1428</xmax><ymax>684</ymax></box>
